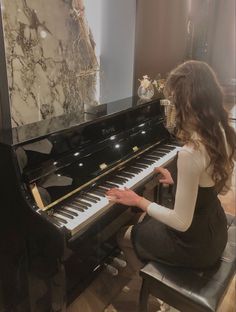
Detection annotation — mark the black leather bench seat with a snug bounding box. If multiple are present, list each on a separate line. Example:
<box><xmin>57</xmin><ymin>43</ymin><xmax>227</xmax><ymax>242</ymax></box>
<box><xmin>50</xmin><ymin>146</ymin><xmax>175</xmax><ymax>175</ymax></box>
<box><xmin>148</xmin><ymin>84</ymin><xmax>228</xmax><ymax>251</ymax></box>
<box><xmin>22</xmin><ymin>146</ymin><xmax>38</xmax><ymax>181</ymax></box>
<box><xmin>139</xmin><ymin>214</ymin><xmax>236</xmax><ymax>312</ymax></box>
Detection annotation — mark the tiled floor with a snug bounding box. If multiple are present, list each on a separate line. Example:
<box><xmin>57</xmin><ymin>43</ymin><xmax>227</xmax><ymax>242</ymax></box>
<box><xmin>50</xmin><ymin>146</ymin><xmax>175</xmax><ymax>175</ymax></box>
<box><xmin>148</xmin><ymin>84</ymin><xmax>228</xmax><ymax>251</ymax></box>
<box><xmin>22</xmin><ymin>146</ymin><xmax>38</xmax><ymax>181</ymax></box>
<box><xmin>105</xmin><ymin>275</ymin><xmax>179</xmax><ymax>312</ymax></box>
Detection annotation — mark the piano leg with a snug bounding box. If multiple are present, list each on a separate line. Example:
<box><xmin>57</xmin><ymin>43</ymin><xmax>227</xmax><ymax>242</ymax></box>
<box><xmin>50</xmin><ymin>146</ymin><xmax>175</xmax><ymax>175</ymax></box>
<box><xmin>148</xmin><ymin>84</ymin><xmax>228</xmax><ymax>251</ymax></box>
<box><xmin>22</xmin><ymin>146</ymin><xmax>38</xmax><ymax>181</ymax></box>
<box><xmin>0</xmin><ymin>240</ymin><xmax>30</xmax><ymax>311</ymax></box>
<box><xmin>50</xmin><ymin>263</ymin><xmax>67</xmax><ymax>312</ymax></box>
<box><xmin>28</xmin><ymin>261</ymin><xmax>66</xmax><ymax>312</ymax></box>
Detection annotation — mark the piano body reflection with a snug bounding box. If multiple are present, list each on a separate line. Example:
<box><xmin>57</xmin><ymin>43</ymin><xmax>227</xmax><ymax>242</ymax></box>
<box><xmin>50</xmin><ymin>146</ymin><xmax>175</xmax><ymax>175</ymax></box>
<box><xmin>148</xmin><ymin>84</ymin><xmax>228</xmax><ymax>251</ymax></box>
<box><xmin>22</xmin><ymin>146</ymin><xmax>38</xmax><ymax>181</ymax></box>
<box><xmin>0</xmin><ymin>97</ymin><xmax>180</xmax><ymax>311</ymax></box>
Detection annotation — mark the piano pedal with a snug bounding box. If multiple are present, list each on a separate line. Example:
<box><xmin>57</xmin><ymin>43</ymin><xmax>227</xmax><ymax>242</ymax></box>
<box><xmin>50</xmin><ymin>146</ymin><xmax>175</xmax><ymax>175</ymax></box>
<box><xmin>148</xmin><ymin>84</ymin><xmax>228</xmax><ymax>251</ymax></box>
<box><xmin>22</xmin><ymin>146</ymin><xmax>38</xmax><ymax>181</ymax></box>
<box><xmin>112</xmin><ymin>257</ymin><xmax>127</xmax><ymax>268</ymax></box>
<box><xmin>104</xmin><ymin>263</ymin><xmax>119</xmax><ymax>276</ymax></box>
<box><xmin>122</xmin><ymin>285</ymin><xmax>130</xmax><ymax>293</ymax></box>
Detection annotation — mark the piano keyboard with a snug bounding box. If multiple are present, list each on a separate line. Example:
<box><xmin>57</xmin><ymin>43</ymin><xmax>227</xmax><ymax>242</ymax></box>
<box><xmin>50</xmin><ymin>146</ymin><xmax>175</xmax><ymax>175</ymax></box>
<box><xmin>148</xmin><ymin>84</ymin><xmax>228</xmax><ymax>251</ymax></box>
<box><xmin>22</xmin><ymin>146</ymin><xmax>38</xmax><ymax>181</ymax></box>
<box><xmin>51</xmin><ymin>143</ymin><xmax>181</xmax><ymax>235</ymax></box>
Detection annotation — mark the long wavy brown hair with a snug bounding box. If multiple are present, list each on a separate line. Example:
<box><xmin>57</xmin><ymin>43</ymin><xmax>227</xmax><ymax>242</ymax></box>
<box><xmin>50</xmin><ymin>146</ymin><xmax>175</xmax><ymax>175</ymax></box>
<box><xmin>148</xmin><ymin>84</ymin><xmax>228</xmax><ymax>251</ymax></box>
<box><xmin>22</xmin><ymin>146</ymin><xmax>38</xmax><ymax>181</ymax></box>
<box><xmin>164</xmin><ymin>60</ymin><xmax>236</xmax><ymax>193</ymax></box>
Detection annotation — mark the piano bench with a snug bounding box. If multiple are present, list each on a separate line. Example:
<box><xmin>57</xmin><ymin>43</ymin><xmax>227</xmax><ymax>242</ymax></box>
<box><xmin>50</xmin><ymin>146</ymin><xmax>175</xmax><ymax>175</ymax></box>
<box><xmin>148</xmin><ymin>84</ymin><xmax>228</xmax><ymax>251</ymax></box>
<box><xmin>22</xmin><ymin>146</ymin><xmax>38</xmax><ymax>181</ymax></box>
<box><xmin>139</xmin><ymin>213</ymin><xmax>236</xmax><ymax>312</ymax></box>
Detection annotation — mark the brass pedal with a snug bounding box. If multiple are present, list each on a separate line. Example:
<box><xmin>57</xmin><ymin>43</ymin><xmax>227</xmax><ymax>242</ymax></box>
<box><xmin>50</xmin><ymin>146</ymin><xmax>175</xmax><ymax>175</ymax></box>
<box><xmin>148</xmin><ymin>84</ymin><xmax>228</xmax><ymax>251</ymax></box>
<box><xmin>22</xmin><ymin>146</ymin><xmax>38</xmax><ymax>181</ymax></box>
<box><xmin>104</xmin><ymin>264</ymin><xmax>118</xmax><ymax>276</ymax></box>
<box><xmin>113</xmin><ymin>257</ymin><xmax>127</xmax><ymax>268</ymax></box>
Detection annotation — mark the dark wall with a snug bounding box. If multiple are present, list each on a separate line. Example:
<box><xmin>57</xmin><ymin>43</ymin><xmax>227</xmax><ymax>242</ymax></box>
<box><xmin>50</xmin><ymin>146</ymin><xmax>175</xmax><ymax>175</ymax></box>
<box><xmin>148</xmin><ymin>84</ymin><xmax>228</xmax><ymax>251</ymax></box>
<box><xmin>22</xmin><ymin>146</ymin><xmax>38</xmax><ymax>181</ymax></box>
<box><xmin>209</xmin><ymin>0</ymin><xmax>235</xmax><ymax>84</ymax></box>
<box><xmin>134</xmin><ymin>0</ymin><xmax>235</xmax><ymax>91</ymax></box>
<box><xmin>134</xmin><ymin>0</ymin><xmax>190</xmax><ymax>88</ymax></box>
<box><xmin>191</xmin><ymin>0</ymin><xmax>235</xmax><ymax>85</ymax></box>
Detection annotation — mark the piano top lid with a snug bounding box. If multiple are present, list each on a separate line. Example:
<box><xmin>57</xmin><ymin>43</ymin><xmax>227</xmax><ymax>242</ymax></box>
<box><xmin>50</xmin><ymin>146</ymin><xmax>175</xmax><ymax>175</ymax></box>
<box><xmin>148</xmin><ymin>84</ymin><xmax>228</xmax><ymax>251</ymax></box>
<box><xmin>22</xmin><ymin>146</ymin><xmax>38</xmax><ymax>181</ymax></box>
<box><xmin>3</xmin><ymin>96</ymin><xmax>161</xmax><ymax>147</ymax></box>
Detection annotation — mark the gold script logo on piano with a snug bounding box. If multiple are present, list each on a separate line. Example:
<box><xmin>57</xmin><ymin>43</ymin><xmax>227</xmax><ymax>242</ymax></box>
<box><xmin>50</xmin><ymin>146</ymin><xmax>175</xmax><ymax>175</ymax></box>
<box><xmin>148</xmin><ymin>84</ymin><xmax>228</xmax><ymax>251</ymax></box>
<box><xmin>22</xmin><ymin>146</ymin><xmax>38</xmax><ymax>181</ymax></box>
<box><xmin>99</xmin><ymin>163</ymin><xmax>108</xmax><ymax>170</ymax></box>
<box><xmin>133</xmin><ymin>146</ymin><xmax>139</xmax><ymax>152</ymax></box>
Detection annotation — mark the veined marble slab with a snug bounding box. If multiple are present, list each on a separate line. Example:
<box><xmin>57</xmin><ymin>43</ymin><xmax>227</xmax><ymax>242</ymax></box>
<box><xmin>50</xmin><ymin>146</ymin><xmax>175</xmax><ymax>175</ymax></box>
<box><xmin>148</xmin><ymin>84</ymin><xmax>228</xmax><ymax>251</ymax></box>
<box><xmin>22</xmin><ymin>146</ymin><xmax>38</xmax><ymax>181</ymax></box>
<box><xmin>1</xmin><ymin>0</ymin><xmax>99</xmax><ymax>127</ymax></box>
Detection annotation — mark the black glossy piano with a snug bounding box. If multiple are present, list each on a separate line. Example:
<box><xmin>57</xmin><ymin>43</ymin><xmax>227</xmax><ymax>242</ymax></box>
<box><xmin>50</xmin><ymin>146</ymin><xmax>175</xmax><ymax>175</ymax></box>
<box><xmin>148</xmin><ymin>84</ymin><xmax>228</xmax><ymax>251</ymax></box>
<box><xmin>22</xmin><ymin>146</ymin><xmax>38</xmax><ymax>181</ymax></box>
<box><xmin>0</xmin><ymin>97</ymin><xmax>180</xmax><ymax>311</ymax></box>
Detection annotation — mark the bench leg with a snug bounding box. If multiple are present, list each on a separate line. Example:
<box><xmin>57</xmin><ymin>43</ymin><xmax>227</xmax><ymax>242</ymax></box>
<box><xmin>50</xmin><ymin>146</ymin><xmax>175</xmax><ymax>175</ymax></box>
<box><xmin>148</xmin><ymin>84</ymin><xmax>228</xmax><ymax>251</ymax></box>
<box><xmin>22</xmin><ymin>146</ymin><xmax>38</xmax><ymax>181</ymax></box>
<box><xmin>139</xmin><ymin>279</ymin><xmax>149</xmax><ymax>312</ymax></box>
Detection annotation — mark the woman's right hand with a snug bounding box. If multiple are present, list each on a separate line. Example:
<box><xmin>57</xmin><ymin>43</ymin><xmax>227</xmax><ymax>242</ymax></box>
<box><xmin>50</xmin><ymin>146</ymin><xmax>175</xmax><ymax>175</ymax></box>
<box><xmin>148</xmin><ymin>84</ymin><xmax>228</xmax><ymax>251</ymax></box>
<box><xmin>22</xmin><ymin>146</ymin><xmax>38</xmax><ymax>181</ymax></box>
<box><xmin>154</xmin><ymin>167</ymin><xmax>174</xmax><ymax>185</ymax></box>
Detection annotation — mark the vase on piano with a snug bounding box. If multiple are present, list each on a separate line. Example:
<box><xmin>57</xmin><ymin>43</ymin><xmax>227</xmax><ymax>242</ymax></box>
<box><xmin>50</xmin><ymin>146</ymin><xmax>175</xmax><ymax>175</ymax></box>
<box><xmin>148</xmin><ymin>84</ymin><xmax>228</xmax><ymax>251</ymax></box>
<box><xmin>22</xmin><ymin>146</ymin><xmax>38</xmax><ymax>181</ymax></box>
<box><xmin>137</xmin><ymin>83</ymin><xmax>154</xmax><ymax>100</ymax></box>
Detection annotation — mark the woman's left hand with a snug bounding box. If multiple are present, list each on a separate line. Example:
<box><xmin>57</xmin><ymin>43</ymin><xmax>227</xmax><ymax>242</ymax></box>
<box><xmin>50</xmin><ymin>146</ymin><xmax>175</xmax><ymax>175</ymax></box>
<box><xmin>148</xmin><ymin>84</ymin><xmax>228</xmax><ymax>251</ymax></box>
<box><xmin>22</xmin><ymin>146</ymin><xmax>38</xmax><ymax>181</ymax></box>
<box><xmin>106</xmin><ymin>187</ymin><xmax>142</xmax><ymax>207</ymax></box>
<box><xmin>154</xmin><ymin>167</ymin><xmax>174</xmax><ymax>185</ymax></box>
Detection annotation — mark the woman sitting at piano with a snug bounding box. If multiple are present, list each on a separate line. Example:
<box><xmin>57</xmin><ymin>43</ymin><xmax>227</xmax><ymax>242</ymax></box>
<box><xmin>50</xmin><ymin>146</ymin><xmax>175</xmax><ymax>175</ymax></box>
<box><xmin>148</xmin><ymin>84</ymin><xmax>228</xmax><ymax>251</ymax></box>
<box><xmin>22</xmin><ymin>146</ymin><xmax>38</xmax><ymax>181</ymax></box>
<box><xmin>106</xmin><ymin>60</ymin><xmax>236</xmax><ymax>270</ymax></box>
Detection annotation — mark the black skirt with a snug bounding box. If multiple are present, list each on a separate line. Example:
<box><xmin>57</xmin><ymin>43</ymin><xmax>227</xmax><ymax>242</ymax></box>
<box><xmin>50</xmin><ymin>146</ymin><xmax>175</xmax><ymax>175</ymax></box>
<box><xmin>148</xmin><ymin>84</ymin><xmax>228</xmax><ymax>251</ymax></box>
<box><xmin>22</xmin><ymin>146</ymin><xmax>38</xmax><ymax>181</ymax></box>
<box><xmin>131</xmin><ymin>186</ymin><xmax>228</xmax><ymax>269</ymax></box>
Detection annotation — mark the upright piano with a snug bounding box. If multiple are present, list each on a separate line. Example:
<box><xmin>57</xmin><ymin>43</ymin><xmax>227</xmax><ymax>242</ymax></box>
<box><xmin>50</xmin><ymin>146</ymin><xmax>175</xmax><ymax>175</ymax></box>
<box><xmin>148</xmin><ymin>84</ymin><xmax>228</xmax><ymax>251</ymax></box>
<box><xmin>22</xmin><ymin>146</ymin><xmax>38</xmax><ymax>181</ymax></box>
<box><xmin>0</xmin><ymin>97</ymin><xmax>180</xmax><ymax>311</ymax></box>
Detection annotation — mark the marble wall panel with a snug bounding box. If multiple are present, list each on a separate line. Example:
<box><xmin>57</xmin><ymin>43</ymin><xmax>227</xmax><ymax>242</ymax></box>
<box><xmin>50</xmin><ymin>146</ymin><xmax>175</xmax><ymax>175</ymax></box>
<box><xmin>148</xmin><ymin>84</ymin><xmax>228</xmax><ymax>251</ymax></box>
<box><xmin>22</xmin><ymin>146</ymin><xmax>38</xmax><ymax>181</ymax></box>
<box><xmin>1</xmin><ymin>0</ymin><xmax>99</xmax><ymax>127</ymax></box>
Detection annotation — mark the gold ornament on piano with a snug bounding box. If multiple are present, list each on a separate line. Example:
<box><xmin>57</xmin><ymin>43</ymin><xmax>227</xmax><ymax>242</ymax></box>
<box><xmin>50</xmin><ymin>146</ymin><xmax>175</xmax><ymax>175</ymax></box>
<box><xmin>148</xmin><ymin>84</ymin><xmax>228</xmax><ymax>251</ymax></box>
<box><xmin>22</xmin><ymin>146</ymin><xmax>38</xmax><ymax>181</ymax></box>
<box><xmin>160</xmin><ymin>99</ymin><xmax>176</xmax><ymax>133</ymax></box>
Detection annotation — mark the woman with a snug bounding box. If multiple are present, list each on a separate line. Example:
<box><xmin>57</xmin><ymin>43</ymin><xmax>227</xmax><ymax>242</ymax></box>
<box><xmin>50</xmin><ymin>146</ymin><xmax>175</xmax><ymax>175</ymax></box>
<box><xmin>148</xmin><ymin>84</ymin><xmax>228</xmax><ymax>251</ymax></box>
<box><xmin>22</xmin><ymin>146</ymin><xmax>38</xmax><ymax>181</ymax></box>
<box><xmin>107</xmin><ymin>60</ymin><xmax>236</xmax><ymax>270</ymax></box>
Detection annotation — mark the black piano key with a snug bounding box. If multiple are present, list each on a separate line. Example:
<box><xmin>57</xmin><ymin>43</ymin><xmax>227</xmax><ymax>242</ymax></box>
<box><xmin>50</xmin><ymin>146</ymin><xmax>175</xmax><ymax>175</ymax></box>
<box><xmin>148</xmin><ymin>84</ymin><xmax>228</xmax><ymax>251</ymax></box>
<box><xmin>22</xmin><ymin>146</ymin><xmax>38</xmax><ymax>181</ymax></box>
<box><xmin>160</xmin><ymin>146</ymin><xmax>173</xmax><ymax>151</ymax></box>
<box><xmin>106</xmin><ymin>179</ymin><xmax>122</xmax><ymax>186</ymax></box>
<box><xmin>96</xmin><ymin>186</ymin><xmax>108</xmax><ymax>193</ymax></box>
<box><xmin>67</xmin><ymin>203</ymin><xmax>85</xmax><ymax>212</ymax></box>
<box><xmin>119</xmin><ymin>176</ymin><xmax>129</xmax><ymax>182</ymax></box>
<box><xmin>143</xmin><ymin>159</ymin><xmax>156</xmax><ymax>164</ymax></box>
<box><xmin>144</xmin><ymin>155</ymin><xmax>159</xmax><ymax>161</ymax></box>
<box><xmin>80</xmin><ymin>194</ymin><xmax>99</xmax><ymax>203</ymax></box>
<box><xmin>136</xmin><ymin>159</ymin><xmax>154</xmax><ymax>165</ymax></box>
<box><xmin>57</xmin><ymin>210</ymin><xmax>74</xmax><ymax>219</ymax></box>
<box><xmin>98</xmin><ymin>185</ymin><xmax>109</xmax><ymax>190</ymax></box>
<box><xmin>84</xmin><ymin>193</ymin><xmax>101</xmax><ymax>201</ymax></box>
<box><xmin>157</xmin><ymin>148</ymin><xmax>170</xmax><ymax>153</ymax></box>
<box><xmin>70</xmin><ymin>201</ymin><xmax>89</xmax><ymax>210</ymax></box>
<box><xmin>113</xmin><ymin>175</ymin><xmax>129</xmax><ymax>182</ymax></box>
<box><xmin>117</xmin><ymin>172</ymin><xmax>134</xmax><ymax>178</ymax></box>
<box><xmin>91</xmin><ymin>189</ymin><xmax>106</xmax><ymax>197</ymax></box>
<box><xmin>73</xmin><ymin>199</ymin><xmax>92</xmax><ymax>207</ymax></box>
<box><xmin>125</xmin><ymin>167</ymin><xmax>141</xmax><ymax>174</ymax></box>
<box><xmin>149</xmin><ymin>153</ymin><xmax>161</xmax><ymax>159</ymax></box>
<box><xmin>61</xmin><ymin>207</ymin><xmax>78</xmax><ymax>216</ymax></box>
<box><xmin>133</xmin><ymin>162</ymin><xmax>149</xmax><ymax>168</ymax></box>
<box><xmin>127</xmin><ymin>166</ymin><xmax>142</xmax><ymax>174</ymax></box>
<box><xmin>53</xmin><ymin>215</ymin><xmax>68</xmax><ymax>224</ymax></box>
<box><xmin>50</xmin><ymin>217</ymin><xmax>62</xmax><ymax>227</ymax></box>
<box><xmin>108</xmin><ymin>176</ymin><xmax>127</xmax><ymax>184</ymax></box>
<box><xmin>151</xmin><ymin>151</ymin><xmax>166</xmax><ymax>156</ymax></box>
<box><xmin>133</xmin><ymin>162</ymin><xmax>145</xmax><ymax>168</ymax></box>
<box><xmin>137</xmin><ymin>159</ymin><xmax>152</xmax><ymax>168</ymax></box>
<box><xmin>103</xmin><ymin>181</ymin><xmax>120</xmax><ymax>188</ymax></box>
<box><xmin>131</xmin><ymin>166</ymin><xmax>143</xmax><ymax>173</ymax></box>
<box><xmin>131</xmin><ymin>163</ymin><xmax>147</xmax><ymax>169</ymax></box>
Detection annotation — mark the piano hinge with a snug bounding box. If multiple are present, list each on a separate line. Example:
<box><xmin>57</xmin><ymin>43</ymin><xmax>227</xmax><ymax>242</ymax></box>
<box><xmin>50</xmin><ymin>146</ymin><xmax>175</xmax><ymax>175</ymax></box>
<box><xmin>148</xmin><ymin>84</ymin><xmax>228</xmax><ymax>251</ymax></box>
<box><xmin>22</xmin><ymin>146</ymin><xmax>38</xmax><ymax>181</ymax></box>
<box><xmin>30</xmin><ymin>183</ymin><xmax>45</xmax><ymax>209</ymax></box>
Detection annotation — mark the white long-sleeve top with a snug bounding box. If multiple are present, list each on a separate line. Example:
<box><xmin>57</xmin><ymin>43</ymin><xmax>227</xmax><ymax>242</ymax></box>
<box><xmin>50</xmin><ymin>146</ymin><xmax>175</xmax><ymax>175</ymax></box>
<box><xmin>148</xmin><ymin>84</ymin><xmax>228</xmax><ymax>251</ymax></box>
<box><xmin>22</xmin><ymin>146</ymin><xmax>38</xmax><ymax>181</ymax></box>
<box><xmin>147</xmin><ymin>132</ymin><xmax>232</xmax><ymax>232</ymax></box>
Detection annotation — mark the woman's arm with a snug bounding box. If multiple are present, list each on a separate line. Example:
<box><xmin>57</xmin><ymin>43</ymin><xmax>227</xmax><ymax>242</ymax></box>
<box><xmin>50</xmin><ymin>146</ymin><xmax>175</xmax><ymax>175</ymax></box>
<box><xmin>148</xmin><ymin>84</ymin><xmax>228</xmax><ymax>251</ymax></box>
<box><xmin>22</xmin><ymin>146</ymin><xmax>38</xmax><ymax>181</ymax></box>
<box><xmin>147</xmin><ymin>149</ymin><xmax>201</xmax><ymax>231</ymax></box>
